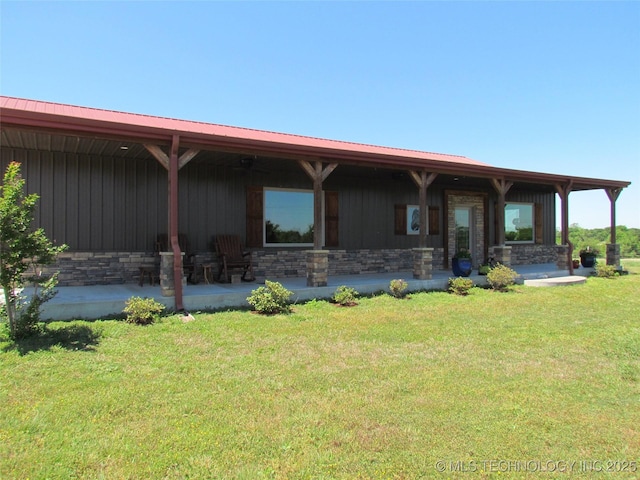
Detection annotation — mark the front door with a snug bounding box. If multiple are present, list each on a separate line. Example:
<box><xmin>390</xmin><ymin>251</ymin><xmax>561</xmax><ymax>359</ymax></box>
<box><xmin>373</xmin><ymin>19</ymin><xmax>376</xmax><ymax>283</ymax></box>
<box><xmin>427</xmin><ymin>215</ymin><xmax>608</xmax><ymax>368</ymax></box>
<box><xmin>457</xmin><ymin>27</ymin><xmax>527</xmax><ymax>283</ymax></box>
<box><xmin>455</xmin><ymin>206</ymin><xmax>475</xmax><ymax>260</ymax></box>
<box><xmin>446</xmin><ymin>192</ymin><xmax>487</xmax><ymax>268</ymax></box>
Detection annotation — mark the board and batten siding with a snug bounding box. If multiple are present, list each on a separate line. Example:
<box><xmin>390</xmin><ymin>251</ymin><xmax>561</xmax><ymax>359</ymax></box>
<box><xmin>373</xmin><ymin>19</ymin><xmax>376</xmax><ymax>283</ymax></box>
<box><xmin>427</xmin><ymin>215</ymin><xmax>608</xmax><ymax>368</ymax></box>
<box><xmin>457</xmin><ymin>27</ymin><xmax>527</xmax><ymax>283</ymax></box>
<box><xmin>4</xmin><ymin>146</ymin><xmax>561</xmax><ymax>256</ymax></box>
<box><xmin>1</xmin><ymin>147</ymin><xmax>449</xmax><ymax>252</ymax></box>
<box><xmin>1</xmin><ymin>148</ymin><xmax>167</xmax><ymax>252</ymax></box>
<box><xmin>325</xmin><ymin>175</ymin><xmax>444</xmax><ymax>250</ymax></box>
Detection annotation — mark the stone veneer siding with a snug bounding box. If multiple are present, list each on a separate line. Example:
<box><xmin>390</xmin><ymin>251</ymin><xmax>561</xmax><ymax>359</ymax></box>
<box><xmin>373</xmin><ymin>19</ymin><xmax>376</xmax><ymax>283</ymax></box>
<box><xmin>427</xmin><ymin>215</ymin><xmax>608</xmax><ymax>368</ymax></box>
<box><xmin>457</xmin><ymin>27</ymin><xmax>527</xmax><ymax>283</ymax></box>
<box><xmin>253</xmin><ymin>248</ymin><xmax>445</xmax><ymax>279</ymax></box>
<box><xmin>507</xmin><ymin>245</ymin><xmax>559</xmax><ymax>265</ymax></box>
<box><xmin>39</xmin><ymin>246</ymin><xmax>561</xmax><ymax>286</ymax></box>
<box><xmin>446</xmin><ymin>193</ymin><xmax>485</xmax><ymax>268</ymax></box>
<box><xmin>39</xmin><ymin>251</ymin><xmax>159</xmax><ymax>286</ymax></box>
<box><xmin>38</xmin><ymin>251</ymin><xmax>217</xmax><ymax>286</ymax></box>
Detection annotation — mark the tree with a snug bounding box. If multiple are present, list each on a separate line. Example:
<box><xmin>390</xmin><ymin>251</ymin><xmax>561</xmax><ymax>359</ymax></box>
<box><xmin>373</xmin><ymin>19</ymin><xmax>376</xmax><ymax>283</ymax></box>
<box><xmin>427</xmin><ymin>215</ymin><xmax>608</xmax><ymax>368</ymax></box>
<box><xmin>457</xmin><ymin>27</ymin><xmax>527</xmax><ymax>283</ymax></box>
<box><xmin>0</xmin><ymin>162</ymin><xmax>67</xmax><ymax>339</ymax></box>
<box><xmin>557</xmin><ymin>224</ymin><xmax>640</xmax><ymax>259</ymax></box>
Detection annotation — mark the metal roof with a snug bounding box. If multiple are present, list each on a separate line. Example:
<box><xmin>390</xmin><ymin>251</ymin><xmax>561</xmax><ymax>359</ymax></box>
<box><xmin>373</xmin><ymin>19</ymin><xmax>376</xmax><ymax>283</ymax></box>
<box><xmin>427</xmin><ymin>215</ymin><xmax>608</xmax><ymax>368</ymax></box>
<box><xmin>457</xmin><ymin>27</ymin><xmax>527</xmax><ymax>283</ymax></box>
<box><xmin>0</xmin><ymin>95</ymin><xmax>631</xmax><ymax>192</ymax></box>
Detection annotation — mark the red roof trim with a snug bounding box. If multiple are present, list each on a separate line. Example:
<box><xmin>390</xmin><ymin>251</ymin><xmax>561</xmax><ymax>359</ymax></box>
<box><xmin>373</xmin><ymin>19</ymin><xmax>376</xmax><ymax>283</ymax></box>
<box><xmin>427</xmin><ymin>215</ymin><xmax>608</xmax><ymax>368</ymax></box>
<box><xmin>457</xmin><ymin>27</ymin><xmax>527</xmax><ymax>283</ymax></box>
<box><xmin>0</xmin><ymin>95</ymin><xmax>631</xmax><ymax>191</ymax></box>
<box><xmin>0</xmin><ymin>95</ymin><xmax>487</xmax><ymax>167</ymax></box>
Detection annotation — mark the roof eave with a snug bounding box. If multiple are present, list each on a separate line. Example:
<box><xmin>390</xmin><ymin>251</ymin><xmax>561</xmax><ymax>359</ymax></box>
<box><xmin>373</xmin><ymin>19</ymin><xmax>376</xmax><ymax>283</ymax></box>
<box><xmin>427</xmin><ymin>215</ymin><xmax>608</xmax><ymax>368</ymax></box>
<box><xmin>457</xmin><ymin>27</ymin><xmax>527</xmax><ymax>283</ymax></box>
<box><xmin>1</xmin><ymin>102</ymin><xmax>631</xmax><ymax>192</ymax></box>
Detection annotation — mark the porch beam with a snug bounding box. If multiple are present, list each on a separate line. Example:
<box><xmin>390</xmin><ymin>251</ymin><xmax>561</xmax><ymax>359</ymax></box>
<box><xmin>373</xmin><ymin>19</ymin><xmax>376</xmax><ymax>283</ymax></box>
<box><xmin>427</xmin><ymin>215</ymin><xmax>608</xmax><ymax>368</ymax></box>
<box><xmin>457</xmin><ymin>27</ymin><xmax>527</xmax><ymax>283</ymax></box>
<box><xmin>145</xmin><ymin>144</ymin><xmax>170</xmax><ymax>170</ymax></box>
<box><xmin>490</xmin><ymin>178</ymin><xmax>513</xmax><ymax>246</ymax></box>
<box><xmin>144</xmin><ymin>144</ymin><xmax>200</xmax><ymax>171</ymax></box>
<box><xmin>178</xmin><ymin>148</ymin><xmax>200</xmax><ymax>170</ymax></box>
<box><xmin>555</xmin><ymin>181</ymin><xmax>573</xmax><ymax>274</ymax></box>
<box><xmin>169</xmin><ymin>135</ymin><xmax>184</xmax><ymax>311</ymax></box>
<box><xmin>408</xmin><ymin>171</ymin><xmax>437</xmax><ymax>248</ymax></box>
<box><xmin>297</xmin><ymin>159</ymin><xmax>338</xmax><ymax>183</ymax></box>
<box><xmin>321</xmin><ymin>162</ymin><xmax>339</xmax><ymax>182</ymax></box>
<box><xmin>605</xmin><ymin>187</ymin><xmax>622</xmax><ymax>245</ymax></box>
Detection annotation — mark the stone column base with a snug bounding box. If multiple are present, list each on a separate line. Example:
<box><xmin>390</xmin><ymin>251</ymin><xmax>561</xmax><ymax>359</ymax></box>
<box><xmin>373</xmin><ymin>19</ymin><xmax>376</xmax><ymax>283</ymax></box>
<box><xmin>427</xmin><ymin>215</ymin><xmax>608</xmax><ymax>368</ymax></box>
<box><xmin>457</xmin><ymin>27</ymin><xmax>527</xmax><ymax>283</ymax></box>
<box><xmin>491</xmin><ymin>246</ymin><xmax>512</xmax><ymax>267</ymax></box>
<box><xmin>556</xmin><ymin>245</ymin><xmax>570</xmax><ymax>270</ymax></box>
<box><xmin>606</xmin><ymin>243</ymin><xmax>620</xmax><ymax>267</ymax></box>
<box><xmin>306</xmin><ymin>250</ymin><xmax>329</xmax><ymax>287</ymax></box>
<box><xmin>160</xmin><ymin>252</ymin><xmax>185</xmax><ymax>297</ymax></box>
<box><xmin>413</xmin><ymin>248</ymin><xmax>434</xmax><ymax>280</ymax></box>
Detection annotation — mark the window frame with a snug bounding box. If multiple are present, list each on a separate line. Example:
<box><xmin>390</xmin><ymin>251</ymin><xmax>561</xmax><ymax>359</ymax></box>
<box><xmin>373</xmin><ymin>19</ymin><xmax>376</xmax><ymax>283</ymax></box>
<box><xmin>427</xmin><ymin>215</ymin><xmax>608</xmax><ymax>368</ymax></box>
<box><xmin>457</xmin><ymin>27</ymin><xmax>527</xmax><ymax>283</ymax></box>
<box><xmin>504</xmin><ymin>202</ymin><xmax>535</xmax><ymax>244</ymax></box>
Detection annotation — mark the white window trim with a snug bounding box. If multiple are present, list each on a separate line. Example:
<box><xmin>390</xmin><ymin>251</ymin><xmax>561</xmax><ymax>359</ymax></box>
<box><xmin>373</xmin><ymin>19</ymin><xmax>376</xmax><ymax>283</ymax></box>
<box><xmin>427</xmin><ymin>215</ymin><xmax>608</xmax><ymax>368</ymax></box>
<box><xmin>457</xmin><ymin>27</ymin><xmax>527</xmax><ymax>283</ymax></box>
<box><xmin>263</xmin><ymin>187</ymin><xmax>324</xmax><ymax>248</ymax></box>
<box><xmin>505</xmin><ymin>202</ymin><xmax>535</xmax><ymax>244</ymax></box>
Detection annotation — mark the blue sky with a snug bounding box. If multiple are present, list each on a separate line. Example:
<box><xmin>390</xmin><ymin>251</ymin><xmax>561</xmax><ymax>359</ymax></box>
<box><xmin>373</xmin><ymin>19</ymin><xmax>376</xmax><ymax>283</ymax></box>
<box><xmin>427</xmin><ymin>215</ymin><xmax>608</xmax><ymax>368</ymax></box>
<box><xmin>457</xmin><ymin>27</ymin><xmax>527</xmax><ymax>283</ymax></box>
<box><xmin>2</xmin><ymin>1</ymin><xmax>639</xmax><ymax>229</ymax></box>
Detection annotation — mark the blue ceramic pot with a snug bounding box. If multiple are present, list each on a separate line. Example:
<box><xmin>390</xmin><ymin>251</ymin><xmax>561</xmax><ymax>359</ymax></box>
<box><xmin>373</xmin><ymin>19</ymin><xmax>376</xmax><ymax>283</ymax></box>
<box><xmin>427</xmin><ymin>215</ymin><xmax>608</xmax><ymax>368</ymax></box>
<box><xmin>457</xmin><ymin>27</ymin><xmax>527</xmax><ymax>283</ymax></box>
<box><xmin>580</xmin><ymin>254</ymin><xmax>596</xmax><ymax>268</ymax></box>
<box><xmin>452</xmin><ymin>257</ymin><xmax>472</xmax><ymax>277</ymax></box>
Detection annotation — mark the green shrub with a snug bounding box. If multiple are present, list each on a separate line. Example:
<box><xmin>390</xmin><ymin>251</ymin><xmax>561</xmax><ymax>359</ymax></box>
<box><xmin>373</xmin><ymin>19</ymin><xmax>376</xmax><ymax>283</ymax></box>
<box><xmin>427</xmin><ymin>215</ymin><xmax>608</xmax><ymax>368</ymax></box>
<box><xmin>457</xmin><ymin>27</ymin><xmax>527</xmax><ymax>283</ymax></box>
<box><xmin>123</xmin><ymin>296</ymin><xmax>165</xmax><ymax>325</ymax></box>
<box><xmin>595</xmin><ymin>263</ymin><xmax>618</xmax><ymax>278</ymax></box>
<box><xmin>486</xmin><ymin>263</ymin><xmax>518</xmax><ymax>291</ymax></box>
<box><xmin>448</xmin><ymin>277</ymin><xmax>474</xmax><ymax>296</ymax></box>
<box><xmin>247</xmin><ymin>280</ymin><xmax>293</xmax><ymax>314</ymax></box>
<box><xmin>332</xmin><ymin>286</ymin><xmax>359</xmax><ymax>306</ymax></box>
<box><xmin>389</xmin><ymin>279</ymin><xmax>409</xmax><ymax>298</ymax></box>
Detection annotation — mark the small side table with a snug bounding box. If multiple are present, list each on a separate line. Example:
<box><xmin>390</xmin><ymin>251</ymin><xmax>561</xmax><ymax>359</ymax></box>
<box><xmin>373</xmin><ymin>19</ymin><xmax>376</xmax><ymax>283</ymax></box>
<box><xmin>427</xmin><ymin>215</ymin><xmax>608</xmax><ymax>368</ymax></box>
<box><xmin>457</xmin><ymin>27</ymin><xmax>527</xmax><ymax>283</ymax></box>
<box><xmin>139</xmin><ymin>266</ymin><xmax>157</xmax><ymax>286</ymax></box>
<box><xmin>202</xmin><ymin>264</ymin><xmax>213</xmax><ymax>284</ymax></box>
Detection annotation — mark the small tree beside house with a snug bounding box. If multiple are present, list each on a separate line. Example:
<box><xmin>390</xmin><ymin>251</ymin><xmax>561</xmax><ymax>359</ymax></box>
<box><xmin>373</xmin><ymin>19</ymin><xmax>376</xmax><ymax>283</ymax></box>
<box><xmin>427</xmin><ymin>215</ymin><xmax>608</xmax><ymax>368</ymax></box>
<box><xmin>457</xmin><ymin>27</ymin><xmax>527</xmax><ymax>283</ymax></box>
<box><xmin>0</xmin><ymin>162</ymin><xmax>67</xmax><ymax>339</ymax></box>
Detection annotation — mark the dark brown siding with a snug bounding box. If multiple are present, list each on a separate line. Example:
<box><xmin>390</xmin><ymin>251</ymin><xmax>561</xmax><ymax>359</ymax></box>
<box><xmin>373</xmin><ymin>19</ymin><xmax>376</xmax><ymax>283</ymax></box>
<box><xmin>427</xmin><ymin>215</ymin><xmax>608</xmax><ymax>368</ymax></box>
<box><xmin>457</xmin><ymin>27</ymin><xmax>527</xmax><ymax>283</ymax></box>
<box><xmin>325</xmin><ymin>190</ymin><xmax>339</xmax><ymax>247</ymax></box>
<box><xmin>246</xmin><ymin>186</ymin><xmax>264</xmax><ymax>248</ymax></box>
<box><xmin>4</xmin><ymin>146</ymin><xmax>558</xmax><ymax>256</ymax></box>
<box><xmin>1</xmin><ymin>147</ymin><xmax>168</xmax><ymax>251</ymax></box>
<box><xmin>327</xmin><ymin>174</ymin><xmax>444</xmax><ymax>249</ymax></box>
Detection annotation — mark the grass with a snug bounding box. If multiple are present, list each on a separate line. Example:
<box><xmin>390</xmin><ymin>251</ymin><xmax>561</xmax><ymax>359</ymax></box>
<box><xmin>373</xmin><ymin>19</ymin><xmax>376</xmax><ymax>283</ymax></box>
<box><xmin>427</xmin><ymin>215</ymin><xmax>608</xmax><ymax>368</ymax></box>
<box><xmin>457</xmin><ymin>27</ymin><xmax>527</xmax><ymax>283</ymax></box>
<box><xmin>1</xmin><ymin>271</ymin><xmax>639</xmax><ymax>479</ymax></box>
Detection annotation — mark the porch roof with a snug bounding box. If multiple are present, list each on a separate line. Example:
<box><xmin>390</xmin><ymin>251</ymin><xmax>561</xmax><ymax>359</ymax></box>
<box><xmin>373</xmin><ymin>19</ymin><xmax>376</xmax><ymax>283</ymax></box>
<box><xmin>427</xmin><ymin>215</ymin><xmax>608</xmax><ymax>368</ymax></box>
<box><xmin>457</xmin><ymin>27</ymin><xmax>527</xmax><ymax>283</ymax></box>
<box><xmin>0</xmin><ymin>95</ymin><xmax>630</xmax><ymax>192</ymax></box>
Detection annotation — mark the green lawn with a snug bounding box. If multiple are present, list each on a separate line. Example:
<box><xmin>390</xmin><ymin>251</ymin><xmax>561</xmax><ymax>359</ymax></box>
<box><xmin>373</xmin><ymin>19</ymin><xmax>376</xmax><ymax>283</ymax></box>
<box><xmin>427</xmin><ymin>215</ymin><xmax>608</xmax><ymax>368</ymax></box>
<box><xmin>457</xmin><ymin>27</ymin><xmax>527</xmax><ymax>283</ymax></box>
<box><xmin>1</xmin><ymin>272</ymin><xmax>639</xmax><ymax>479</ymax></box>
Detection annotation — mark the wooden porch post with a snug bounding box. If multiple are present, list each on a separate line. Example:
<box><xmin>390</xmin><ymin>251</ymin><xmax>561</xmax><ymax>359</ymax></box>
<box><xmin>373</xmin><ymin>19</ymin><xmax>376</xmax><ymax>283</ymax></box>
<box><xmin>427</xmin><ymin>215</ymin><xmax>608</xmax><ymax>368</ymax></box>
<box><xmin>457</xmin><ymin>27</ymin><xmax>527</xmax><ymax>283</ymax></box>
<box><xmin>298</xmin><ymin>160</ymin><xmax>338</xmax><ymax>287</ymax></box>
<box><xmin>408</xmin><ymin>171</ymin><xmax>437</xmax><ymax>248</ymax></box>
<box><xmin>168</xmin><ymin>135</ymin><xmax>183</xmax><ymax>310</ymax></box>
<box><xmin>555</xmin><ymin>182</ymin><xmax>573</xmax><ymax>274</ymax></box>
<box><xmin>490</xmin><ymin>178</ymin><xmax>513</xmax><ymax>246</ymax></box>
<box><xmin>407</xmin><ymin>171</ymin><xmax>437</xmax><ymax>279</ymax></box>
<box><xmin>297</xmin><ymin>160</ymin><xmax>338</xmax><ymax>249</ymax></box>
<box><xmin>144</xmin><ymin>140</ymin><xmax>200</xmax><ymax>311</ymax></box>
<box><xmin>606</xmin><ymin>187</ymin><xmax>623</xmax><ymax>266</ymax></box>
<box><xmin>606</xmin><ymin>188</ymin><xmax>622</xmax><ymax>244</ymax></box>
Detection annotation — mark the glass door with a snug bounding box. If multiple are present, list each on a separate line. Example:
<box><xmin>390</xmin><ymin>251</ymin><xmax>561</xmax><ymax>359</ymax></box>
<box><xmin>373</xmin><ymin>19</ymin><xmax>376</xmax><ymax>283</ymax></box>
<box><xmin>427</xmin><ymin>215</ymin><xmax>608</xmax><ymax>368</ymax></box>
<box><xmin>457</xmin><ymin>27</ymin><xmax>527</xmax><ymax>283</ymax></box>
<box><xmin>454</xmin><ymin>207</ymin><xmax>474</xmax><ymax>258</ymax></box>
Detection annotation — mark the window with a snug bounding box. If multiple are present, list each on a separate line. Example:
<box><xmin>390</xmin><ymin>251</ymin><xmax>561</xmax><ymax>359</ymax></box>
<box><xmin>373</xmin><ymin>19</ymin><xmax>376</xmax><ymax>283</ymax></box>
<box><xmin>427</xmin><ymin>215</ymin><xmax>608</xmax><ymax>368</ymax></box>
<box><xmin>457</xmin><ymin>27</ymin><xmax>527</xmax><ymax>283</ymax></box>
<box><xmin>264</xmin><ymin>188</ymin><xmax>317</xmax><ymax>246</ymax></box>
<box><xmin>394</xmin><ymin>205</ymin><xmax>440</xmax><ymax>235</ymax></box>
<box><xmin>505</xmin><ymin>203</ymin><xmax>534</xmax><ymax>243</ymax></box>
<box><xmin>455</xmin><ymin>207</ymin><xmax>472</xmax><ymax>252</ymax></box>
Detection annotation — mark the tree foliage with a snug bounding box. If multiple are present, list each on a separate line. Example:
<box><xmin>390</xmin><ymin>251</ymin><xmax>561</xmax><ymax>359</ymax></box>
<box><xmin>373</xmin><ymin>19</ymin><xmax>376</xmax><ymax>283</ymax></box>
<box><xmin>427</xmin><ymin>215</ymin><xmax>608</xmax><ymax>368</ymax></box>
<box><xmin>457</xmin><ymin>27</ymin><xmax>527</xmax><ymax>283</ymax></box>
<box><xmin>0</xmin><ymin>162</ymin><xmax>67</xmax><ymax>338</ymax></box>
<box><xmin>556</xmin><ymin>224</ymin><xmax>640</xmax><ymax>258</ymax></box>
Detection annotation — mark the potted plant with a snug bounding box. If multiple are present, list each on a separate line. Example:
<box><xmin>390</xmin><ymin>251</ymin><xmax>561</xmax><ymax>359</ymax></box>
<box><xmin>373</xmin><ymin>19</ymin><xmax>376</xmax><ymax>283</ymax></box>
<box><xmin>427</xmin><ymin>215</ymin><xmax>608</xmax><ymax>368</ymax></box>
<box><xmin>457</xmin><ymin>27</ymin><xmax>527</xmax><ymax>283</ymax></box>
<box><xmin>478</xmin><ymin>256</ymin><xmax>497</xmax><ymax>275</ymax></box>
<box><xmin>579</xmin><ymin>246</ymin><xmax>599</xmax><ymax>268</ymax></box>
<box><xmin>452</xmin><ymin>248</ymin><xmax>472</xmax><ymax>277</ymax></box>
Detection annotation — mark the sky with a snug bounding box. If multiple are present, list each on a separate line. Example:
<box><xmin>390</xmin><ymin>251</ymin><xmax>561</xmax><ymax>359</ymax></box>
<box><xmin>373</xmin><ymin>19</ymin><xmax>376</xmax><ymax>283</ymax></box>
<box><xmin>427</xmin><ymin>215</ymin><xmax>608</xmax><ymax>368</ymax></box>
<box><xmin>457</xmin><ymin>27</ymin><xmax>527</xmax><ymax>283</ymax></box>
<box><xmin>1</xmin><ymin>0</ymin><xmax>639</xmax><ymax>229</ymax></box>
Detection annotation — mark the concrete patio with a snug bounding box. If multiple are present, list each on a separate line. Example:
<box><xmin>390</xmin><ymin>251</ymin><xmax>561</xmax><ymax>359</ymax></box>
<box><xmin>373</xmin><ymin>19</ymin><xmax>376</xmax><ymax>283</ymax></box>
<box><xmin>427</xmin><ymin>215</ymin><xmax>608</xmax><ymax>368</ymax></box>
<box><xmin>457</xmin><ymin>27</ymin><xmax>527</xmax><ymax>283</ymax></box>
<box><xmin>31</xmin><ymin>263</ymin><xmax>590</xmax><ymax>321</ymax></box>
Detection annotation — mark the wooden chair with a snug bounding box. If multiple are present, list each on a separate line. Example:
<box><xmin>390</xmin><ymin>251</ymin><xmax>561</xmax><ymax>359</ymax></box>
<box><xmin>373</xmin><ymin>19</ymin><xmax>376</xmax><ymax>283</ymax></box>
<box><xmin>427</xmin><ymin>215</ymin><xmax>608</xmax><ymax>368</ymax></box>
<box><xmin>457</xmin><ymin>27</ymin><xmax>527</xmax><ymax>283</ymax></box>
<box><xmin>215</xmin><ymin>235</ymin><xmax>255</xmax><ymax>282</ymax></box>
<box><xmin>156</xmin><ymin>234</ymin><xmax>199</xmax><ymax>284</ymax></box>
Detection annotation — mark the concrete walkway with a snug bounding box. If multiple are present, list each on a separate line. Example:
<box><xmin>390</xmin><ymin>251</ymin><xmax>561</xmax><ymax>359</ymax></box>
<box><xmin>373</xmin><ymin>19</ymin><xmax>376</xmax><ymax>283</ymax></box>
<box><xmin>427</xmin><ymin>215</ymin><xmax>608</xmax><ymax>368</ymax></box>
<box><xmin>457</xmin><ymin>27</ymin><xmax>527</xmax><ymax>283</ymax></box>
<box><xmin>27</xmin><ymin>263</ymin><xmax>578</xmax><ymax>321</ymax></box>
<box><xmin>524</xmin><ymin>276</ymin><xmax>588</xmax><ymax>287</ymax></box>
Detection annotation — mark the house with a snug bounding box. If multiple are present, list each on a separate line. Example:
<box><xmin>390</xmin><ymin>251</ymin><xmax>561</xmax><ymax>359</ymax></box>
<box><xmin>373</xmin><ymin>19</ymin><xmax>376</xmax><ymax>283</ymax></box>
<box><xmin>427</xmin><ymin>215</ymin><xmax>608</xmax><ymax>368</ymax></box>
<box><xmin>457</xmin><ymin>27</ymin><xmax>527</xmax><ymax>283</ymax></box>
<box><xmin>0</xmin><ymin>96</ymin><xmax>631</xmax><ymax>311</ymax></box>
